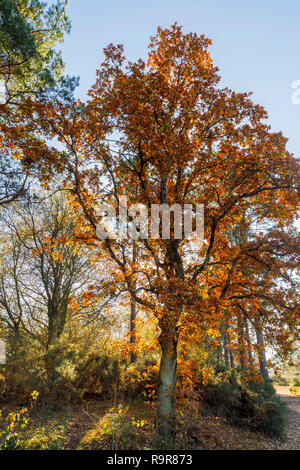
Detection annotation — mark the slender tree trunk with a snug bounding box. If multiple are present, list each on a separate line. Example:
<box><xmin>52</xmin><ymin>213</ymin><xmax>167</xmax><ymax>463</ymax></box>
<box><xmin>229</xmin><ymin>350</ymin><xmax>234</xmax><ymax>368</ymax></box>
<box><xmin>238</xmin><ymin>319</ymin><xmax>246</xmax><ymax>371</ymax></box>
<box><xmin>223</xmin><ymin>332</ymin><xmax>230</xmax><ymax>369</ymax></box>
<box><xmin>6</xmin><ymin>328</ymin><xmax>21</xmax><ymax>396</ymax></box>
<box><xmin>130</xmin><ymin>299</ymin><xmax>137</xmax><ymax>364</ymax></box>
<box><xmin>222</xmin><ymin>320</ymin><xmax>230</xmax><ymax>369</ymax></box>
<box><xmin>129</xmin><ymin>243</ymin><xmax>137</xmax><ymax>364</ymax></box>
<box><xmin>245</xmin><ymin>320</ymin><xmax>253</xmax><ymax>365</ymax></box>
<box><xmin>47</xmin><ymin>315</ymin><xmax>56</xmax><ymax>348</ymax></box>
<box><xmin>216</xmin><ymin>342</ymin><xmax>223</xmax><ymax>366</ymax></box>
<box><xmin>255</xmin><ymin>319</ymin><xmax>269</xmax><ymax>380</ymax></box>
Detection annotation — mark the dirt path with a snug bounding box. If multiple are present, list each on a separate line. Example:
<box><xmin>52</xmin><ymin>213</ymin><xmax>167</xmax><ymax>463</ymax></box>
<box><xmin>275</xmin><ymin>386</ymin><xmax>300</xmax><ymax>450</ymax></box>
<box><xmin>61</xmin><ymin>400</ymin><xmax>108</xmax><ymax>450</ymax></box>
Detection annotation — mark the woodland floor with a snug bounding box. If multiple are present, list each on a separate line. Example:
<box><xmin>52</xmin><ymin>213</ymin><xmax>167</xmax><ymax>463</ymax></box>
<box><xmin>1</xmin><ymin>387</ymin><xmax>299</xmax><ymax>450</ymax></box>
<box><xmin>61</xmin><ymin>387</ymin><xmax>300</xmax><ymax>450</ymax></box>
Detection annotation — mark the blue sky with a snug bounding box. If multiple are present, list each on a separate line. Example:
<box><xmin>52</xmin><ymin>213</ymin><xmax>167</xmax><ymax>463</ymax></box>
<box><xmin>60</xmin><ymin>0</ymin><xmax>300</xmax><ymax>157</ymax></box>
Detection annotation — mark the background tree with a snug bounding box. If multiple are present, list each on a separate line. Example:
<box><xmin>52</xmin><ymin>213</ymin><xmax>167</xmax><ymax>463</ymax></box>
<box><xmin>0</xmin><ymin>0</ymin><xmax>77</xmax><ymax>206</ymax></box>
<box><xmin>0</xmin><ymin>189</ymin><xmax>104</xmax><ymax>392</ymax></box>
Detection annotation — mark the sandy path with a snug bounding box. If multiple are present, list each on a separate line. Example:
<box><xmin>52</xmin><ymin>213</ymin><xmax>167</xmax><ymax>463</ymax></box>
<box><xmin>275</xmin><ymin>386</ymin><xmax>300</xmax><ymax>450</ymax></box>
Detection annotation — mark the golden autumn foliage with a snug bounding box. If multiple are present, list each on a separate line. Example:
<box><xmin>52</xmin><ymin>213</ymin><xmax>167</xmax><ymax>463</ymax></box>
<box><xmin>1</xmin><ymin>24</ymin><xmax>299</xmax><ymax>441</ymax></box>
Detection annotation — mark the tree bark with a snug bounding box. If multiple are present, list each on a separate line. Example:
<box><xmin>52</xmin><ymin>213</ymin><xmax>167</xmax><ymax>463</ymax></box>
<box><xmin>130</xmin><ymin>299</ymin><xmax>137</xmax><ymax>364</ymax></box>
<box><xmin>157</xmin><ymin>325</ymin><xmax>178</xmax><ymax>439</ymax></box>
<box><xmin>129</xmin><ymin>243</ymin><xmax>137</xmax><ymax>364</ymax></box>
<box><xmin>229</xmin><ymin>350</ymin><xmax>235</xmax><ymax>368</ymax></box>
<box><xmin>222</xmin><ymin>321</ymin><xmax>230</xmax><ymax>369</ymax></box>
<box><xmin>223</xmin><ymin>332</ymin><xmax>230</xmax><ymax>369</ymax></box>
<box><xmin>238</xmin><ymin>319</ymin><xmax>247</xmax><ymax>370</ymax></box>
<box><xmin>255</xmin><ymin>319</ymin><xmax>269</xmax><ymax>380</ymax></box>
<box><xmin>47</xmin><ymin>309</ymin><xmax>67</xmax><ymax>348</ymax></box>
<box><xmin>245</xmin><ymin>320</ymin><xmax>253</xmax><ymax>365</ymax></box>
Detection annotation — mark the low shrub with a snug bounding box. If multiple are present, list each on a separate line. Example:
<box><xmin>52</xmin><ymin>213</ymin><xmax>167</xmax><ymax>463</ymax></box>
<box><xmin>289</xmin><ymin>374</ymin><xmax>300</xmax><ymax>396</ymax></box>
<box><xmin>78</xmin><ymin>404</ymin><xmax>153</xmax><ymax>450</ymax></box>
<box><xmin>198</xmin><ymin>369</ymin><xmax>287</xmax><ymax>437</ymax></box>
<box><xmin>2</xmin><ymin>334</ymin><xmax>159</xmax><ymax>405</ymax></box>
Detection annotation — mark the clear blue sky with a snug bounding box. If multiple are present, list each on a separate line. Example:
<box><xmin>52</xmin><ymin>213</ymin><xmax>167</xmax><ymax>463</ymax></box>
<box><xmin>59</xmin><ymin>0</ymin><xmax>300</xmax><ymax>157</ymax></box>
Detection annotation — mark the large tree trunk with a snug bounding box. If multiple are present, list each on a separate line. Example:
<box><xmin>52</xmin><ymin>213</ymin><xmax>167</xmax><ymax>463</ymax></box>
<box><xmin>47</xmin><ymin>293</ymin><xmax>69</xmax><ymax>348</ymax></box>
<box><xmin>157</xmin><ymin>326</ymin><xmax>178</xmax><ymax>440</ymax></box>
<box><xmin>45</xmin><ymin>305</ymin><xmax>68</xmax><ymax>384</ymax></box>
<box><xmin>156</xmin><ymin>234</ymin><xmax>183</xmax><ymax>444</ymax></box>
<box><xmin>255</xmin><ymin>319</ymin><xmax>269</xmax><ymax>380</ymax></box>
<box><xmin>47</xmin><ymin>309</ymin><xmax>67</xmax><ymax>348</ymax></box>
